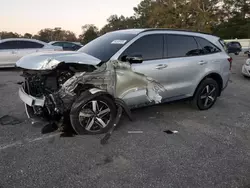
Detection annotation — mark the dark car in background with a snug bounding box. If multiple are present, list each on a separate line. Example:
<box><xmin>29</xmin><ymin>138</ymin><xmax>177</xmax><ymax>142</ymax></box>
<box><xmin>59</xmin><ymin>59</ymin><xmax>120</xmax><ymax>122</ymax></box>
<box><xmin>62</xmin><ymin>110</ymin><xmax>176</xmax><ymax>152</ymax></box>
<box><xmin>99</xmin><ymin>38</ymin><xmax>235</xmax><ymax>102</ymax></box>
<box><xmin>226</xmin><ymin>41</ymin><xmax>242</xmax><ymax>55</ymax></box>
<box><xmin>49</xmin><ymin>41</ymin><xmax>83</xmax><ymax>51</ymax></box>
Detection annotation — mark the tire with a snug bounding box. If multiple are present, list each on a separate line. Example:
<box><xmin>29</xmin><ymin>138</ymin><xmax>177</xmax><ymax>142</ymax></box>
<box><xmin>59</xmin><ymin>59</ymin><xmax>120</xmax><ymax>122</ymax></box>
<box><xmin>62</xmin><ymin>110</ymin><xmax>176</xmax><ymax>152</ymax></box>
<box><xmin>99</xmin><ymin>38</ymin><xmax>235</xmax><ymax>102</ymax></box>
<box><xmin>235</xmin><ymin>52</ymin><xmax>239</xmax><ymax>55</ymax></box>
<box><xmin>70</xmin><ymin>94</ymin><xmax>116</xmax><ymax>135</ymax></box>
<box><xmin>192</xmin><ymin>78</ymin><xmax>219</xmax><ymax>110</ymax></box>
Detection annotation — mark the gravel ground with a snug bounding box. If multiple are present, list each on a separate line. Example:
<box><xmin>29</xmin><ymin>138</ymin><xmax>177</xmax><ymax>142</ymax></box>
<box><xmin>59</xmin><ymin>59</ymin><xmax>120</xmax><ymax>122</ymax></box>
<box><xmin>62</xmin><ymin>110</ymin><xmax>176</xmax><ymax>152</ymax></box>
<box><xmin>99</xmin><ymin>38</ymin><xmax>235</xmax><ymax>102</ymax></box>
<box><xmin>0</xmin><ymin>55</ymin><xmax>250</xmax><ymax>188</ymax></box>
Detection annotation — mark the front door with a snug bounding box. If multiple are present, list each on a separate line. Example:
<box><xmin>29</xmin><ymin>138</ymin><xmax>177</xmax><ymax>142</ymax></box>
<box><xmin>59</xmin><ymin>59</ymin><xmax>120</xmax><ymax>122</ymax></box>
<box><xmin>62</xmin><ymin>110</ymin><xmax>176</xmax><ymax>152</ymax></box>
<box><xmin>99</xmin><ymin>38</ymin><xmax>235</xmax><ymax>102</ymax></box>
<box><xmin>117</xmin><ymin>34</ymin><xmax>169</xmax><ymax>107</ymax></box>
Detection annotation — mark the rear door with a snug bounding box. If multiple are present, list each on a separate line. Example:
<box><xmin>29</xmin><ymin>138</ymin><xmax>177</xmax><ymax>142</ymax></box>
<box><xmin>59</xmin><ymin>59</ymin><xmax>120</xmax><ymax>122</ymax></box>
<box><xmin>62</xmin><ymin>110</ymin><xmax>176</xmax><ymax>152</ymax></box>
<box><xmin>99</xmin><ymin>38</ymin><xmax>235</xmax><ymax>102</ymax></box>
<box><xmin>195</xmin><ymin>36</ymin><xmax>229</xmax><ymax>89</ymax></box>
<box><xmin>158</xmin><ymin>34</ymin><xmax>207</xmax><ymax>99</ymax></box>
<box><xmin>0</xmin><ymin>41</ymin><xmax>19</xmax><ymax>67</ymax></box>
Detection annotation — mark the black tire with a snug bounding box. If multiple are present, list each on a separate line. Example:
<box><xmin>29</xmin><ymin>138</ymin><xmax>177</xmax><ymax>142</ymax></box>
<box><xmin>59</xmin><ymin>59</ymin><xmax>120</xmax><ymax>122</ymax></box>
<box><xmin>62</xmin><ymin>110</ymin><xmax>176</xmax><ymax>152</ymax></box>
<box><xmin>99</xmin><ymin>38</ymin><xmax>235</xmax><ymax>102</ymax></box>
<box><xmin>70</xmin><ymin>94</ymin><xmax>116</xmax><ymax>135</ymax></box>
<box><xmin>192</xmin><ymin>78</ymin><xmax>219</xmax><ymax>110</ymax></box>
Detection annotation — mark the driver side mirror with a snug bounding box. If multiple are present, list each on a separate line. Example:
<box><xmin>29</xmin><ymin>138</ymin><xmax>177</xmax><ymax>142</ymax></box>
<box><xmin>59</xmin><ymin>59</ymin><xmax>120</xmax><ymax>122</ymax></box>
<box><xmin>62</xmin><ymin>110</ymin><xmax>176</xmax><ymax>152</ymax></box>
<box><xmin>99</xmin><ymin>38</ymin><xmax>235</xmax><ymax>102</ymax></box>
<box><xmin>121</xmin><ymin>54</ymin><xmax>143</xmax><ymax>64</ymax></box>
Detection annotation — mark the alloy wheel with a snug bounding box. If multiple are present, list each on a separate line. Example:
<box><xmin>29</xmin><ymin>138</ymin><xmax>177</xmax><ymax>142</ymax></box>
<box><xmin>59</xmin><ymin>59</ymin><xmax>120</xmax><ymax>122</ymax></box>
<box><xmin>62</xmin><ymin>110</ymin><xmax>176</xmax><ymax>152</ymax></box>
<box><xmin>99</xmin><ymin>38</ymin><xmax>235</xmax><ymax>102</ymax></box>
<box><xmin>199</xmin><ymin>84</ymin><xmax>217</xmax><ymax>108</ymax></box>
<box><xmin>78</xmin><ymin>100</ymin><xmax>111</xmax><ymax>132</ymax></box>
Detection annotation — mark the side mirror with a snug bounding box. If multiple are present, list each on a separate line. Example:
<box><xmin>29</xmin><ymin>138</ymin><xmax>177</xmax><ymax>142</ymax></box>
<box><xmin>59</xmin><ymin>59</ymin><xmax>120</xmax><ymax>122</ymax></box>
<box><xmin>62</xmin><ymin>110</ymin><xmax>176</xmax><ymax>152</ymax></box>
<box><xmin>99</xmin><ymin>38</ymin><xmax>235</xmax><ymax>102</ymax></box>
<box><xmin>122</xmin><ymin>54</ymin><xmax>143</xmax><ymax>64</ymax></box>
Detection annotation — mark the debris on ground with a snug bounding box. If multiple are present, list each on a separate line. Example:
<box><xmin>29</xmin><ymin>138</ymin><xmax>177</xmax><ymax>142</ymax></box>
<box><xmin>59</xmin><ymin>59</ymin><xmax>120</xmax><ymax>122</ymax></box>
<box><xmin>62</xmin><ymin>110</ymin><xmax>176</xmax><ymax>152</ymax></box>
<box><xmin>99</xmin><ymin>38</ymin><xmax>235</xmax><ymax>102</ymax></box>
<box><xmin>128</xmin><ymin>131</ymin><xmax>143</xmax><ymax>134</ymax></box>
<box><xmin>163</xmin><ymin>130</ymin><xmax>178</xmax><ymax>134</ymax></box>
<box><xmin>0</xmin><ymin>115</ymin><xmax>22</xmax><ymax>125</ymax></box>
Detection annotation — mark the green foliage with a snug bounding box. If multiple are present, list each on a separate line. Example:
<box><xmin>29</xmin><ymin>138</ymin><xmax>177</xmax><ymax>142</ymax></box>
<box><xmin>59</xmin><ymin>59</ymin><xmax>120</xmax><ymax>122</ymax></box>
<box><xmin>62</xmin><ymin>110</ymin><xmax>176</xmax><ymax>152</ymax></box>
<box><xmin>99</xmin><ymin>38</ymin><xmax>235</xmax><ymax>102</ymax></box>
<box><xmin>79</xmin><ymin>24</ymin><xmax>99</xmax><ymax>44</ymax></box>
<box><xmin>38</xmin><ymin>27</ymin><xmax>77</xmax><ymax>42</ymax></box>
<box><xmin>1</xmin><ymin>0</ymin><xmax>250</xmax><ymax>41</ymax></box>
<box><xmin>0</xmin><ymin>32</ymin><xmax>20</xmax><ymax>39</ymax></box>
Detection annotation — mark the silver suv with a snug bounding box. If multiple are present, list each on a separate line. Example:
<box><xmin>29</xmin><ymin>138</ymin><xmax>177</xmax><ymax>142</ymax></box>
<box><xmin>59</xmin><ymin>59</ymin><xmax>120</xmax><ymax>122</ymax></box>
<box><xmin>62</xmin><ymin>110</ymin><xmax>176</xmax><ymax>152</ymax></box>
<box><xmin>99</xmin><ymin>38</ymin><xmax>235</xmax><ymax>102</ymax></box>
<box><xmin>17</xmin><ymin>29</ymin><xmax>231</xmax><ymax>135</ymax></box>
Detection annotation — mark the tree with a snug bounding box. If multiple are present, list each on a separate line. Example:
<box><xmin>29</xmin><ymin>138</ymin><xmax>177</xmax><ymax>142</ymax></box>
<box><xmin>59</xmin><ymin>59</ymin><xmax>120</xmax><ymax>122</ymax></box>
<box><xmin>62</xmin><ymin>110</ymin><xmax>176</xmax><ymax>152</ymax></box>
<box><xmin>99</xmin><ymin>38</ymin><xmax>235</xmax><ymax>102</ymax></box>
<box><xmin>23</xmin><ymin>33</ymin><xmax>33</xmax><ymax>38</ymax></box>
<box><xmin>37</xmin><ymin>28</ymin><xmax>77</xmax><ymax>42</ymax></box>
<box><xmin>0</xmin><ymin>32</ymin><xmax>20</xmax><ymax>39</ymax></box>
<box><xmin>133</xmin><ymin>0</ymin><xmax>156</xmax><ymax>27</ymax></box>
<box><xmin>100</xmin><ymin>15</ymin><xmax>139</xmax><ymax>34</ymax></box>
<box><xmin>79</xmin><ymin>24</ymin><xmax>99</xmax><ymax>44</ymax></box>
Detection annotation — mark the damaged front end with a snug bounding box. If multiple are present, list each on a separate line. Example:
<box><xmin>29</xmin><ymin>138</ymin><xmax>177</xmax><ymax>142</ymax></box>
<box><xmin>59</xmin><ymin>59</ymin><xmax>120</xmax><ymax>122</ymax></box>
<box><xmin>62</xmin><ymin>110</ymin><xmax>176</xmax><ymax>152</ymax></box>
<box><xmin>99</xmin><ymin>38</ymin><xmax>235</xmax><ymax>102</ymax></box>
<box><xmin>17</xmin><ymin>52</ymin><xmax>166</xmax><ymax>137</ymax></box>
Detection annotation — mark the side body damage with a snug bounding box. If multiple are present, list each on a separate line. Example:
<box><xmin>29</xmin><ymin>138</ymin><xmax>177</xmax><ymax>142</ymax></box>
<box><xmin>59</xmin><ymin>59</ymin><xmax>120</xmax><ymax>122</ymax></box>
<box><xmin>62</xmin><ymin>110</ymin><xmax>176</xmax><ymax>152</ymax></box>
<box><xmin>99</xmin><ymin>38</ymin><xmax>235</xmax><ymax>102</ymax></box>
<box><xmin>57</xmin><ymin>60</ymin><xmax>166</xmax><ymax>112</ymax></box>
<box><xmin>18</xmin><ymin>56</ymin><xmax>166</xmax><ymax>139</ymax></box>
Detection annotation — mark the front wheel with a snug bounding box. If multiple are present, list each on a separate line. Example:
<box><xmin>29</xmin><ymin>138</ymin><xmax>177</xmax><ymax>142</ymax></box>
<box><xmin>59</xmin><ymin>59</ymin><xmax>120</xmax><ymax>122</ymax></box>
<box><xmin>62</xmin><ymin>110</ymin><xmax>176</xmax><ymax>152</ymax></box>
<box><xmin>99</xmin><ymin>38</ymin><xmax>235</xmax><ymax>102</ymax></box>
<box><xmin>192</xmin><ymin>78</ymin><xmax>219</xmax><ymax>110</ymax></box>
<box><xmin>70</xmin><ymin>94</ymin><xmax>116</xmax><ymax>135</ymax></box>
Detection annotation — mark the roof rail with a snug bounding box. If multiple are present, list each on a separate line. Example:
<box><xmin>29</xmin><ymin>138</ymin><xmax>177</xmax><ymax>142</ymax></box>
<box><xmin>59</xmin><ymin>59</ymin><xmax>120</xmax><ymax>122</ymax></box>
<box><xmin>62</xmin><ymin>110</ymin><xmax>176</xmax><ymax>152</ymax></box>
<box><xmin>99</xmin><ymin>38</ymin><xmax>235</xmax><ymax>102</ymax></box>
<box><xmin>140</xmin><ymin>28</ymin><xmax>213</xmax><ymax>36</ymax></box>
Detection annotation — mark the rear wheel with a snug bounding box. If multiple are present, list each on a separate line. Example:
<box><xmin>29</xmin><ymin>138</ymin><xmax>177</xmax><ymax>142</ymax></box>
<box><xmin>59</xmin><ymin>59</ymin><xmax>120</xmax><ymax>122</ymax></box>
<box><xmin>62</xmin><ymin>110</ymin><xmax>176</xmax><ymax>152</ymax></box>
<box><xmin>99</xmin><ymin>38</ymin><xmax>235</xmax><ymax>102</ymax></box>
<box><xmin>70</xmin><ymin>95</ymin><xmax>116</xmax><ymax>135</ymax></box>
<box><xmin>192</xmin><ymin>78</ymin><xmax>219</xmax><ymax>110</ymax></box>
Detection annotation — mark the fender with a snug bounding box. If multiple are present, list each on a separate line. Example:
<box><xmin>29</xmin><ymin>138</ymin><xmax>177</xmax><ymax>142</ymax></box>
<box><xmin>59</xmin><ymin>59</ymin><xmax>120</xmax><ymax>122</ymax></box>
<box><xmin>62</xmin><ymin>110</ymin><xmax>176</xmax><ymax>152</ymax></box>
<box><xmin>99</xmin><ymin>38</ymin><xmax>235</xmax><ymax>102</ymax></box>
<box><xmin>70</xmin><ymin>88</ymin><xmax>133</xmax><ymax>121</ymax></box>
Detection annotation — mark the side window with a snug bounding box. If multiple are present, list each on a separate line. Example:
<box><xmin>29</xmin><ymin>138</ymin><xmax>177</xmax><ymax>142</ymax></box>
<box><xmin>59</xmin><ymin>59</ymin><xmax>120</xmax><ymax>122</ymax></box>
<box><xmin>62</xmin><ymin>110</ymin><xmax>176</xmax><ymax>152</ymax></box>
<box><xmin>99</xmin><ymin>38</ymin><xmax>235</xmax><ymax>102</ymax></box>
<box><xmin>64</xmin><ymin>42</ymin><xmax>75</xmax><ymax>48</ymax></box>
<box><xmin>166</xmin><ymin>35</ymin><xmax>201</xmax><ymax>58</ymax></box>
<box><xmin>53</xmin><ymin>42</ymin><xmax>63</xmax><ymax>47</ymax></box>
<box><xmin>17</xmin><ymin>41</ymin><xmax>44</xmax><ymax>49</ymax></box>
<box><xmin>0</xmin><ymin>41</ymin><xmax>19</xmax><ymax>50</ymax></box>
<box><xmin>195</xmin><ymin>37</ymin><xmax>221</xmax><ymax>54</ymax></box>
<box><xmin>120</xmin><ymin>34</ymin><xmax>164</xmax><ymax>61</ymax></box>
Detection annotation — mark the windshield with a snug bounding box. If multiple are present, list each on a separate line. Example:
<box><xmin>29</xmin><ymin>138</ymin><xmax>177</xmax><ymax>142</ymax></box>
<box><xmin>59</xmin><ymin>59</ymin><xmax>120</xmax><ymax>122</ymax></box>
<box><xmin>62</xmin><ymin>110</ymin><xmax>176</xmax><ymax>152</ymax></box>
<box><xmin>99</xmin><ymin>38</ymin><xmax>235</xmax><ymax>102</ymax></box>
<box><xmin>78</xmin><ymin>32</ymin><xmax>137</xmax><ymax>62</ymax></box>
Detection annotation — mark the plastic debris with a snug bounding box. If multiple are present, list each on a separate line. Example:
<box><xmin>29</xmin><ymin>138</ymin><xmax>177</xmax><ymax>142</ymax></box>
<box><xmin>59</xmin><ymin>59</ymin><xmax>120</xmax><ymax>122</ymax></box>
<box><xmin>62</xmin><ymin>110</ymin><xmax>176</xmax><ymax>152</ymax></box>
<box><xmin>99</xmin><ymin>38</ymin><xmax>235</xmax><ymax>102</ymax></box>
<box><xmin>128</xmin><ymin>131</ymin><xmax>143</xmax><ymax>134</ymax></box>
<box><xmin>164</xmin><ymin>130</ymin><xmax>178</xmax><ymax>134</ymax></box>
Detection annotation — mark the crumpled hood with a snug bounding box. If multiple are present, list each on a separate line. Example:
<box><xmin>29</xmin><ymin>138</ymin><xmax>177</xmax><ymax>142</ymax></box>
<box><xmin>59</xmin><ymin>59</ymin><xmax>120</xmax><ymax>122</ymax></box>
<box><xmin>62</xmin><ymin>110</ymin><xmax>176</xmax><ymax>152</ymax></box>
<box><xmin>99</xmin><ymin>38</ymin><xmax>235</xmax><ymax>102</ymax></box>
<box><xmin>15</xmin><ymin>51</ymin><xmax>102</xmax><ymax>70</ymax></box>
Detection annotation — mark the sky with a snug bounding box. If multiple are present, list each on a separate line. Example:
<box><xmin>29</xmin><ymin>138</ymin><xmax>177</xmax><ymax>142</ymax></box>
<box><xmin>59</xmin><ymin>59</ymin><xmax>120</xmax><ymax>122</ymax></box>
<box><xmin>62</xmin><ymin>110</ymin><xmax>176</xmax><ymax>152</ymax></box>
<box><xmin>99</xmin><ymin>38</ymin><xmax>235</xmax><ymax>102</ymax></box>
<box><xmin>1</xmin><ymin>0</ymin><xmax>142</xmax><ymax>36</ymax></box>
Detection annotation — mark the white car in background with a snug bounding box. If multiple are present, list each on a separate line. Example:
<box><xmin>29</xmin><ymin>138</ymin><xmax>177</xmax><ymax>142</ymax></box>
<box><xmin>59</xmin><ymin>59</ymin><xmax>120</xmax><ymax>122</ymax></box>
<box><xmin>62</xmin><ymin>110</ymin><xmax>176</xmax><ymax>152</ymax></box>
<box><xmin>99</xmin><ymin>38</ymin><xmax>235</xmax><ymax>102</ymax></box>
<box><xmin>242</xmin><ymin>58</ymin><xmax>250</xmax><ymax>77</ymax></box>
<box><xmin>0</xmin><ymin>38</ymin><xmax>63</xmax><ymax>68</ymax></box>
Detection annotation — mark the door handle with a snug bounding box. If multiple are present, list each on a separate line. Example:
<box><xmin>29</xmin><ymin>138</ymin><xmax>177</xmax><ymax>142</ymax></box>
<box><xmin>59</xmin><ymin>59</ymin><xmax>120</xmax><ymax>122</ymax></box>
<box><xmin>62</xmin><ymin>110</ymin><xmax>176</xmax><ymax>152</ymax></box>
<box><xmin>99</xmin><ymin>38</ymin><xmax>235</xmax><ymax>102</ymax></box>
<box><xmin>198</xmin><ymin>61</ymin><xmax>207</xmax><ymax>65</ymax></box>
<box><xmin>155</xmin><ymin>64</ymin><xmax>168</xmax><ymax>69</ymax></box>
<box><xmin>12</xmin><ymin>51</ymin><xmax>17</xmax><ymax>54</ymax></box>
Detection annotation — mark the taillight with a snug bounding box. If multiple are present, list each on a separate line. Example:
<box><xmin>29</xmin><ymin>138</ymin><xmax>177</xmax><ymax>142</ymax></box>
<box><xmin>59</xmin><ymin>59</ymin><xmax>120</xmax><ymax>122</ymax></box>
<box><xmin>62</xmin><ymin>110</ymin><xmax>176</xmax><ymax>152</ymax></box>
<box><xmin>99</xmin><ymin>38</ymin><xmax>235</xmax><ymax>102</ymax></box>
<box><xmin>228</xmin><ymin>57</ymin><xmax>232</xmax><ymax>70</ymax></box>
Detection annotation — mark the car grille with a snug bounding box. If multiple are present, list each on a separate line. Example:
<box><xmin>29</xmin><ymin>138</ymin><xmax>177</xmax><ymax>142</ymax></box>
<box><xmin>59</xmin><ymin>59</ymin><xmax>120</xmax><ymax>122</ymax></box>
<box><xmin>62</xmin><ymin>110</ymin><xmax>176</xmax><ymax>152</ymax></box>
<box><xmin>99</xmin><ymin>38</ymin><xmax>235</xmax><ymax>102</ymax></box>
<box><xmin>25</xmin><ymin>79</ymin><xmax>45</xmax><ymax>97</ymax></box>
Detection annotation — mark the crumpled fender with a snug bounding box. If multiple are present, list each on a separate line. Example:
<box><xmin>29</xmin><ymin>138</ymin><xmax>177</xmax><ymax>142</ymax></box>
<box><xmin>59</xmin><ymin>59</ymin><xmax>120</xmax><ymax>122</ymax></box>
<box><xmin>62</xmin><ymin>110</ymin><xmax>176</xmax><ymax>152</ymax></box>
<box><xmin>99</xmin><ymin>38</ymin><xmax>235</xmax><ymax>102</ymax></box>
<box><xmin>70</xmin><ymin>88</ymin><xmax>132</xmax><ymax>121</ymax></box>
<box><xmin>70</xmin><ymin>88</ymin><xmax>113</xmax><ymax>115</ymax></box>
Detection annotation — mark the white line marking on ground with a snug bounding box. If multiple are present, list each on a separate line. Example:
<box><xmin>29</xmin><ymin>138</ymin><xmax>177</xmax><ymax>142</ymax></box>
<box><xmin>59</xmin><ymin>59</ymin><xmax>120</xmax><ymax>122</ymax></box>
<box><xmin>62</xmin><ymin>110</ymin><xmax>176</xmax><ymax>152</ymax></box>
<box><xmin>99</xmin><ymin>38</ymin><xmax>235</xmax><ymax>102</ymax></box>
<box><xmin>0</xmin><ymin>132</ymin><xmax>61</xmax><ymax>151</ymax></box>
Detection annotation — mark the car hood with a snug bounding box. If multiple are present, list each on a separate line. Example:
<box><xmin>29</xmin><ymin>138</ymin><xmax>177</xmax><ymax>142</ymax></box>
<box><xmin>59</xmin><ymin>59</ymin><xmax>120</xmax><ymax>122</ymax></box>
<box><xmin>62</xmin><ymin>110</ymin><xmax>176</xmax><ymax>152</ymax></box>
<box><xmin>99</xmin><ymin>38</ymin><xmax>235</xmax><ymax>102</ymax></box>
<box><xmin>15</xmin><ymin>51</ymin><xmax>102</xmax><ymax>70</ymax></box>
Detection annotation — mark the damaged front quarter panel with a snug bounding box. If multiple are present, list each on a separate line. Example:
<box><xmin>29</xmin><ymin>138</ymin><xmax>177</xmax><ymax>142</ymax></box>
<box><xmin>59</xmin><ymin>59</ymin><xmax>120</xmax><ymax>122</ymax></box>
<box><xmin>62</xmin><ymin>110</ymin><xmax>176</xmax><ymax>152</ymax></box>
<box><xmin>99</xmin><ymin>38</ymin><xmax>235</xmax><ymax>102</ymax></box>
<box><xmin>57</xmin><ymin>59</ymin><xmax>166</xmax><ymax>111</ymax></box>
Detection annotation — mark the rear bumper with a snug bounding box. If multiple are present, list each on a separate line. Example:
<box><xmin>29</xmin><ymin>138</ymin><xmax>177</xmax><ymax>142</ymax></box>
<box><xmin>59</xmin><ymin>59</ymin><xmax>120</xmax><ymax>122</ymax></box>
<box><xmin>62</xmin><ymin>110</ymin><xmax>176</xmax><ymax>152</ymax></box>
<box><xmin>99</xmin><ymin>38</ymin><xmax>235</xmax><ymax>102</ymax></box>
<box><xmin>19</xmin><ymin>86</ymin><xmax>45</xmax><ymax>107</ymax></box>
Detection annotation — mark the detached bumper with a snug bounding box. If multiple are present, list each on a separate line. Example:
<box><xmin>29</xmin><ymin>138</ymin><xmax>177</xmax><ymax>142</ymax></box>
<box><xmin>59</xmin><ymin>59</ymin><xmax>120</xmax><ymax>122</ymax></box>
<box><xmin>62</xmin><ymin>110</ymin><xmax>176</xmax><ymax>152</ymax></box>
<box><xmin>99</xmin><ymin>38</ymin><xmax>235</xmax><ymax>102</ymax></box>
<box><xmin>19</xmin><ymin>86</ymin><xmax>45</xmax><ymax>107</ymax></box>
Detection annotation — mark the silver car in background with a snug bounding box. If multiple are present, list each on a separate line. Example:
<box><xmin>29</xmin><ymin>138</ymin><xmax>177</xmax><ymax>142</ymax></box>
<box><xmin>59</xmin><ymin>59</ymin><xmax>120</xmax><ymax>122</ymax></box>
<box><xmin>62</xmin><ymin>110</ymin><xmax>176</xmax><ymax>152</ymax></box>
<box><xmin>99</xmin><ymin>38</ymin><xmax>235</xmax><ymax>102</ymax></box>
<box><xmin>16</xmin><ymin>29</ymin><xmax>231</xmax><ymax>135</ymax></box>
<box><xmin>0</xmin><ymin>38</ymin><xmax>62</xmax><ymax>68</ymax></box>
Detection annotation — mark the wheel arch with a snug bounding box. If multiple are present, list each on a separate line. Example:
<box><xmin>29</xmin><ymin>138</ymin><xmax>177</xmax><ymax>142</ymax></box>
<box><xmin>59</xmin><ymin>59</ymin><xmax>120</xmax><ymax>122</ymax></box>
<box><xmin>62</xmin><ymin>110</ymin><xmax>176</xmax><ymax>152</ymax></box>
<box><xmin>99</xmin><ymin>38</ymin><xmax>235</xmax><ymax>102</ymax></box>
<box><xmin>193</xmin><ymin>72</ymin><xmax>223</xmax><ymax>97</ymax></box>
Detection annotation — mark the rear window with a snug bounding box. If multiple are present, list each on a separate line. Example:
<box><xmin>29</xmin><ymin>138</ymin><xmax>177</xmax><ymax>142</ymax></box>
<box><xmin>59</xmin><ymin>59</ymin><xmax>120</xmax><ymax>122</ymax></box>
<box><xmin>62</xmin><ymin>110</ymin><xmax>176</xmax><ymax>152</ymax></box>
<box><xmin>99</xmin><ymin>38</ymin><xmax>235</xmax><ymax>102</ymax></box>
<box><xmin>78</xmin><ymin>32</ymin><xmax>137</xmax><ymax>62</ymax></box>
<box><xmin>195</xmin><ymin>37</ymin><xmax>221</xmax><ymax>54</ymax></box>
<box><xmin>166</xmin><ymin>34</ymin><xmax>199</xmax><ymax>58</ymax></box>
<box><xmin>231</xmin><ymin>42</ymin><xmax>241</xmax><ymax>47</ymax></box>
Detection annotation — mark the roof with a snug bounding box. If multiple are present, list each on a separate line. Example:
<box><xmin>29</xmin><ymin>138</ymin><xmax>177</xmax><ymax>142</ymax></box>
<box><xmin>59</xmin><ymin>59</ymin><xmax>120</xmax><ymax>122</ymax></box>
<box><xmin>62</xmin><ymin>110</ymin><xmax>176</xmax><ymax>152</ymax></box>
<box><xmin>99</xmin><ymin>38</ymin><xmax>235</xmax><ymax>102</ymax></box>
<box><xmin>0</xmin><ymin>38</ymin><xmax>47</xmax><ymax>44</ymax></box>
<box><xmin>49</xmin><ymin>41</ymin><xmax>83</xmax><ymax>46</ymax></box>
<box><xmin>110</xmin><ymin>28</ymin><xmax>218</xmax><ymax>38</ymax></box>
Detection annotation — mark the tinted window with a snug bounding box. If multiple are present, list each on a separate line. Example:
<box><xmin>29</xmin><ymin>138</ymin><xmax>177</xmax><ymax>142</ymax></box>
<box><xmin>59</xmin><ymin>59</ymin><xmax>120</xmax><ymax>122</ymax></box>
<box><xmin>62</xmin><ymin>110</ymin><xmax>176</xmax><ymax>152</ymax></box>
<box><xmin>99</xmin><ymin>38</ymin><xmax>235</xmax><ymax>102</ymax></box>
<box><xmin>17</xmin><ymin>41</ymin><xmax>44</xmax><ymax>48</ymax></box>
<box><xmin>53</xmin><ymin>42</ymin><xmax>64</xmax><ymax>47</ymax></box>
<box><xmin>195</xmin><ymin>37</ymin><xmax>220</xmax><ymax>54</ymax></box>
<box><xmin>166</xmin><ymin>35</ymin><xmax>200</xmax><ymax>58</ymax></box>
<box><xmin>64</xmin><ymin>42</ymin><xmax>75</xmax><ymax>48</ymax></box>
<box><xmin>78</xmin><ymin>32</ymin><xmax>136</xmax><ymax>62</ymax></box>
<box><xmin>230</xmin><ymin>42</ymin><xmax>241</xmax><ymax>47</ymax></box>
<box><xmin>120</xmin><ymin>34</ymin><xmax>164</xmax><ymax>61</ymax></box>
<box><xmin>0</xmin><ymin>41</ymin><xmax>19</xmax><ymax>49</ymax></box>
